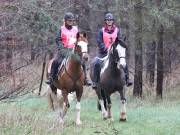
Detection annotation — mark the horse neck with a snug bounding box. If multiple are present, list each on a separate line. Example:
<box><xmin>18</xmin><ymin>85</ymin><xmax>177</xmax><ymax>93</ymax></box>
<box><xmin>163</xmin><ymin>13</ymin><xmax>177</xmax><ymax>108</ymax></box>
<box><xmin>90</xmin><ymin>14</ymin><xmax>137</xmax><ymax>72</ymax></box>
<box><xmin>67</xmin><ymin>55</ymin><xmax>81</xmax><ymax>73</ymax></box>
<box><xmin>108</xmin><ymin>55</ymin><xmax>117</xmax><ymax>68</ymax></box>
<box><xmin>108</xmin><ymin>55</ymin><xmax>121</xmax><ymax>75</ymax></box>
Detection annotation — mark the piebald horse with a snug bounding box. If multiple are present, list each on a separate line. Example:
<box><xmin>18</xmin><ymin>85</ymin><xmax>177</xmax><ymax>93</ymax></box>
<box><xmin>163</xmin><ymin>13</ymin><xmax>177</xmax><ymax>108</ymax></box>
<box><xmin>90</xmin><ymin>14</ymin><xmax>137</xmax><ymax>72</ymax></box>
<box><xmin>90</xmin><ymin>37</ymin><xmax>127</xmax><ymax>121</ymax></box>
<box><xmin>47</xmin><ymin>32</ymin><xmax>89</xmax><ymax>125</ymax></box>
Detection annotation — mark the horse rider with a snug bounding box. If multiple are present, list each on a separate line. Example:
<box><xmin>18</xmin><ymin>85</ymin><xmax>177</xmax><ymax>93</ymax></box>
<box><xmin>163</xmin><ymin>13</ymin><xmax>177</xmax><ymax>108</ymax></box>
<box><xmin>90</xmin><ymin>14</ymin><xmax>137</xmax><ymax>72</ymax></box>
<box><xmin>92</xmin><ymin>12</ymin><xmax>133</xmax><ymax>89</ymax></box>
<box><xmin>46</xmin><ymin>12</ymin><xmax>92</xmax><ymax>86</ymax></box>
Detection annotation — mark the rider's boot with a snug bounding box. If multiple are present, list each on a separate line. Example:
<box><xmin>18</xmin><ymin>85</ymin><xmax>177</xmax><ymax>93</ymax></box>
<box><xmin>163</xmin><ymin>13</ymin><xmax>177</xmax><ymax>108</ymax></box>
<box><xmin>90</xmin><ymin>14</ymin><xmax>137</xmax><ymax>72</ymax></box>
<box><xmin>124</xmin><ymin>66</ymin><xmax>133</xmax><ymax>87</ymax></box>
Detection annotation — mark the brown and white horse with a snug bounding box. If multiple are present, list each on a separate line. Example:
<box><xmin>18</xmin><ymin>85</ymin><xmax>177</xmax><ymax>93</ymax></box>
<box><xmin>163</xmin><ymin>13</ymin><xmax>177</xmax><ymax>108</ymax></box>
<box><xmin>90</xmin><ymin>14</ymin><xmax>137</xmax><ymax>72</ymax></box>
<box><xmin>47</xmin><ymin>32</ymin><xmax>89</xmax><ymax>125</ymax></box>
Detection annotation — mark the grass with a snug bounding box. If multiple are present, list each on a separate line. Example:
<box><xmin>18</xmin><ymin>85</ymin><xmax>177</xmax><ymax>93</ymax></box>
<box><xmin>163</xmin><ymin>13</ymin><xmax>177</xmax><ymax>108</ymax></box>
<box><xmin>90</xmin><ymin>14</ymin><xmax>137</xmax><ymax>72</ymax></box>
<box><xmin>0</xmin><ymin>87</ymin><xmax>180</xmax><ymax>135</ymax></box>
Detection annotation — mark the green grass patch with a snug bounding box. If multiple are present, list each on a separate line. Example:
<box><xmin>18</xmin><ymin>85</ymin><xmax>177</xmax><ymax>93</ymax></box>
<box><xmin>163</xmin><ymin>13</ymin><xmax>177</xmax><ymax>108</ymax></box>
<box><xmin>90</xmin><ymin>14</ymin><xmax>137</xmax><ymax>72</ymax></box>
<box><xmin>0</xmin><ymin>92</ymin><xmax>180</xmax><ymax>135</ymax></box>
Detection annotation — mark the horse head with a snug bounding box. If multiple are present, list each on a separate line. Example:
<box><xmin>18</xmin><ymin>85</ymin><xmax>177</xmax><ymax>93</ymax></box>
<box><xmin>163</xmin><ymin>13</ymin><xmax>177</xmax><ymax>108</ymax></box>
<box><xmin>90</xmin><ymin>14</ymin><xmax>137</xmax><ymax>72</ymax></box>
<box><xmin>109</xmin><ymin>37</ymin><xmax>126</xmax><ymax>69</ymax></box>
<box><xmin>74</xmin><ymin>31</ymin><xmax>89</xmax><ymax>62</ymax></box>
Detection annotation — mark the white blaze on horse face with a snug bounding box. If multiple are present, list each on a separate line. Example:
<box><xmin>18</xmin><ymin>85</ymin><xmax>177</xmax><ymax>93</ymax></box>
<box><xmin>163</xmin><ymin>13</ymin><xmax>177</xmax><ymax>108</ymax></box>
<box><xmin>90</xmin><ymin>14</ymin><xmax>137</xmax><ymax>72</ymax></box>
<box><xmin>77</xmin><ymin>41</ymin><xmax>88</xmax><ymax>53</ymax></box>
<box><xmin>116</xmin><ymin>44</ymin><xmax>126</xmax><ymax>67</ymax></box>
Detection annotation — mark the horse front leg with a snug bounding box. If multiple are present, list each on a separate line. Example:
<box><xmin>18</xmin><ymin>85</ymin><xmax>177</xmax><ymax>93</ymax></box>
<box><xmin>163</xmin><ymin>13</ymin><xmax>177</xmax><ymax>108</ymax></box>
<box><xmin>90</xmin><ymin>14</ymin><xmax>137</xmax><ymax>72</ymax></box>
<box><xmin>119</xmin><ymin>90</ymin><xmax>127</xmax><ymax>121</ymax></box>
<box><xmin>47</xmin><ymin>85</ymin><xmax>55</xmax><ymax>111</ymax></box>
<box><xmin>48</xmin><ymin>85</ymin><xmax>65</xmax><ymax>123</ymax></box>
<box><xmin>76</xmin><ymin>88</ymin><xmax>83</xmax><ymax>125</ymax></box>
<box><xmin>55</xmin><ymin>89</ymin><xmax>65</xmax><ymax>124</ymax></box>
<box><xmin>106</xmin><ymin>95</ymin><xmax>112</xmax><ymax>120</ymax></box>
<box><xmin>62</xmin><ymin>91</ymin><xmax>70</xmax><ymax>118</ymax></box>
<box><xmin>47</xmin><ymin>84</ymin><xmax>58</xmax><ymax>111</ymax></box>
<box><xmin>56</xmin><ymin>90</ymin><xmax>69</xmax><ymax>124</ymax></box>
<box><xmin>96</xmin><ymin>86</ymin><xmax>108</xmax><ymax>119</ymax></box>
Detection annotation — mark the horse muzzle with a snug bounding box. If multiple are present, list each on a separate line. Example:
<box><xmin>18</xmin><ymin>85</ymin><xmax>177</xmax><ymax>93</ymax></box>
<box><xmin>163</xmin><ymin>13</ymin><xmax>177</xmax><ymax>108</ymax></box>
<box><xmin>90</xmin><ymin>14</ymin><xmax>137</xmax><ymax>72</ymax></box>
<box><xmin>117</xmin><ymin>57</ymin><xmax>126</xmax><ymax>69</ymax></box>
<box><xmin>82</xmin><ymin>52</ymin><xmax>89</xmax><ymax>62</ymax></box>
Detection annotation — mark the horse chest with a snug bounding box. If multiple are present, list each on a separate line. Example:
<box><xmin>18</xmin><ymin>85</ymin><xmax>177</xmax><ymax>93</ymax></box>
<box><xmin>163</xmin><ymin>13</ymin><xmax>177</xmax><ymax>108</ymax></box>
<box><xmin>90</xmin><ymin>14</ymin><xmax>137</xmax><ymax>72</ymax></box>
<box><xmin>100</xmin><ymin>68</ymin><xmax>124</xmax><ymax>92</ymax></box>
<box><xmin>101</xmin><ymin>72</ymin><xmax>120</xmax><ymax>85</ymax></box>
<box><xmin>101</xmin><ymin>67</ymin><xmax>120</xmax><ymax>79</ymax></box>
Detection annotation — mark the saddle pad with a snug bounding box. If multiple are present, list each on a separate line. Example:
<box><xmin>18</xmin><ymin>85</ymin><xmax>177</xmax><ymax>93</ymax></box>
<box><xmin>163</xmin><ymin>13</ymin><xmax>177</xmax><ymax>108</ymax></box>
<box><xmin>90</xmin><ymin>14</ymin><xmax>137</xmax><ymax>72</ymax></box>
<box><xmin>97</xmin><ymin>55</ymin><xmax>108</xmax><ymax>67</ymax></box>
<box><xmin>57</xmin><ymin>58</ymin><xmax>66</xmax><ymax>75</ymax></box>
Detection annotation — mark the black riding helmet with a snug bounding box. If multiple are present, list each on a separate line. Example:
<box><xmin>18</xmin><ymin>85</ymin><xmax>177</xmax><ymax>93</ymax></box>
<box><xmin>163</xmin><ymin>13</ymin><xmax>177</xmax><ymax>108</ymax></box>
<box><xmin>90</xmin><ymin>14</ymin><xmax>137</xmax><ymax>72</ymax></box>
<box><xmin>104</xmin><ymin>13</ymin><xmax>114</xmax><ymax>21</ymax></box>
<box><xmin>64</xmin><ymin>12</ymin><xmax>75</xmax><ymax>21</ymax></box>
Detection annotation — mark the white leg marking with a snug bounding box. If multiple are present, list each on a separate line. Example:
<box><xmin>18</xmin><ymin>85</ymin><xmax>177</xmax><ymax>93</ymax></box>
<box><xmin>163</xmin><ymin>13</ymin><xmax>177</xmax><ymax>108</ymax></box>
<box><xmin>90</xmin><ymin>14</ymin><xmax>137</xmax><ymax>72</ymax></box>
<box><xmin>99</xmin><ymin>100</ymin><xmax>108</xmax><ymax>118</ymax></box>
<box><xmin>76</xmin><ymin>102</ymin><xmax>82</xmax><ymax>125</ymax></box>
<box><xmin>55</xmin><ymin>108</ymin><xmax>64</xmax><ymax>124</ymax></box>
<box><xmin>120</xmin><ymin>100</ymin><xmax>126</xmax><ymax>120</ymax></box>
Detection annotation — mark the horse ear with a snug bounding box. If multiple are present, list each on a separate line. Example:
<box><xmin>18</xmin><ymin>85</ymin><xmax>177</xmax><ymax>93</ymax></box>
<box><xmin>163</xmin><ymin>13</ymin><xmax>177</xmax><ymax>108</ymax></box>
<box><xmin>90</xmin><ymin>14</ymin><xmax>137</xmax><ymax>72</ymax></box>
<box><xmin>76</xmin><ymin>32</ymin><xmax>80</xmax><ymax>39</ymax></box>
<box><xmin>109</xmin><ymin>43</ymin><xmax>114</xmax><ymax>53</ymax></box>
<box><xmin>115</xmin><ymin>37</ymin><xmax>119</xmax><ymax>44</ymax></box>
<box><xmin>83</xmin><ymin>32</ymin><xmax>87</xmax><ymax>38</ymax></box>
<box><xmin>122</xmin><ymin>34</ymin><xmax>126</xmax><ymax>41</ymax></box>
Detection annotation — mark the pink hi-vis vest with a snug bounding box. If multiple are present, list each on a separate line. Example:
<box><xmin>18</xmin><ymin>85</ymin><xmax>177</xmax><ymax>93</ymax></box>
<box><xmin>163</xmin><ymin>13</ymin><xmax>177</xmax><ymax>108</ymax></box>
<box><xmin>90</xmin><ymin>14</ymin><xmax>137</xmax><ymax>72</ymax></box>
<box><xmin>61</xmin><ymin>26</ymin><xmax>78</xmax><ymax>48</ymax></box>
<box><xmin>103</xmin><ymin>27</ymin><xmax>118</xmax><ymax>48</ymax></box>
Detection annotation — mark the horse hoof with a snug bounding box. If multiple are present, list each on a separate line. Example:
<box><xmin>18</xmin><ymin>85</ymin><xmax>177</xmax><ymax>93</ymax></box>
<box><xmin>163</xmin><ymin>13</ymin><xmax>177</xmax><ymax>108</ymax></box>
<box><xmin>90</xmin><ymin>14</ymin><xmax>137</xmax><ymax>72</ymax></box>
<box><xmin>59</xmin><ymin>117</ymin><xmax>64</xmax><ymax>124</ymax></box>
<box><xmin>102</xmin><ymin>110</ymin><xmax>108</xmax><ymax>116</ymax></box>
<box><xmin>103</xmin><ymin>115</ymin><xmax>108</xmax><ymax>120</ymax></box>
<box><xmin>76</xmin><ymin>120</ymin><xmax>82</xmax><ymax>125</ymax></box>
<box><xmin>103</xmin><ymin>117</ymin><xmax>107</xmax><ymax>120</ymax></box>
<box><xmin>110</xmin><ymin>117</ymin><xmax>114</xmax><ymax>121</ymax></box>
<box><xmin>119</xmin><ymin>118</ymin><xmax>126</xmax><ymax>122</ymax></box>
<box><xmin>59</xmin><ymin>120</ymin><xmax>64</xmax><ymax>124</ymax></box>
<box><xmin>107</xmin><ymin>115</ymin><xmax>112</xmax><ymax>119</ymax></box>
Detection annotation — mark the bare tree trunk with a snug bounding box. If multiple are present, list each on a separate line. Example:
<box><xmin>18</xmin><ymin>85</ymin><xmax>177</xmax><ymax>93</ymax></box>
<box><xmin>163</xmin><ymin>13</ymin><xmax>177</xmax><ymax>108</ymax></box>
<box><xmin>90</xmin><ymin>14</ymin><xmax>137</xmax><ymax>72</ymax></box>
<box><xmin>119</xmin><ymin>0</ymin><xmax>131</xmax><ymax>64</ymax></box>
<box><xmin>145</xmin><ymin>18</ymin><xmax>156</xmax><ymax>87</ymax></box>
<box><xmin>6</xmin><ymin>37</ymin><xmax>13</xmax><ymax>73</ymax></box>
<box><xmin>174</xmin><ymin>19</ymin><xmax>180</xmax><ymax>43</ymax></box>
<box><xmin>156</xmin><ymin>24</ymin><xmax>164</xmax><ymax>98</ymax></box>
<box><xmin>164</xmin><ymin>46</ymin><xmax>172</xmax><ymax>74</ymax></box>
<box><xmin>73</xmin><ymin>0</ymin><xmax>91</xmax><ymax>43</ymax></box>
<box><xmin>173</xmin><ymin>18</ymin><xmax>180</xmax><ymax>66</ymax></box>
<box><xmin>133</xmin><ymin>1</ymin><xmax>143</xmax><ymax>97</ymax></box>
<box><xmin>30</xmin><ymin>44</ymin><xmax>35</xmax><ymax>61</ymax></box>
<box><xmin>146</xmin><ymin>41</ymin><xmax>156</xmax><ymax>87</ymax></box>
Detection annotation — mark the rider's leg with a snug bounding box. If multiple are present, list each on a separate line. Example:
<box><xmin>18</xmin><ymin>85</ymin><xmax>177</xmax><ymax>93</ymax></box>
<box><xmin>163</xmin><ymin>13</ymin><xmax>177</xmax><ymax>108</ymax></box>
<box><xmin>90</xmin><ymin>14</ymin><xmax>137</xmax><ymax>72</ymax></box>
<box><xmin>46</xmin><ymin>59</ymin><xmax>59</xmax><ymax>85</ymax></box>
<box><xmin>82</xmin><ymin>63</ymin><xmax>92</xmax><ymax>86</ymax></box>
<box><xmin>92</xmin><ymin>58</ymin><xmax>101</xmax><ymax>89</ymax></box>
<box><xmin>50</xmin><ymin>59</ymin><xmax>60</xmax><ymax>81</ymax></box>
<box><xmin>124</xmin><ymin>65</ymin><xmax>133</xmax><ymax>87</ymax></box>
<box><xmin>46</xmin><ymin>53</ymin><xmax>63</xmax><ymax>85</ymax></box>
